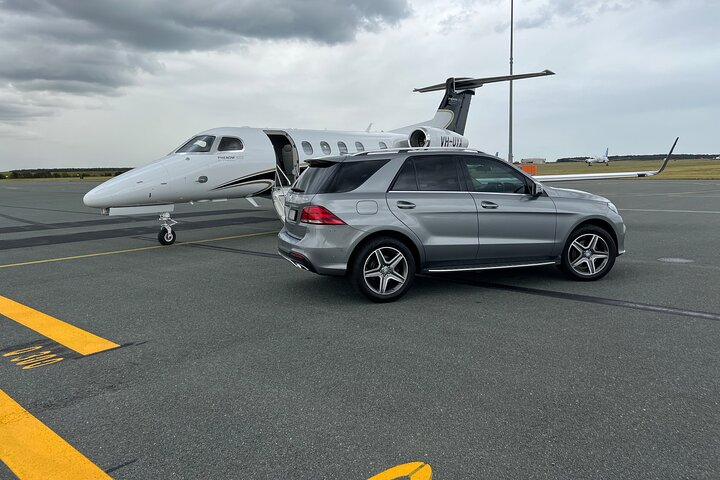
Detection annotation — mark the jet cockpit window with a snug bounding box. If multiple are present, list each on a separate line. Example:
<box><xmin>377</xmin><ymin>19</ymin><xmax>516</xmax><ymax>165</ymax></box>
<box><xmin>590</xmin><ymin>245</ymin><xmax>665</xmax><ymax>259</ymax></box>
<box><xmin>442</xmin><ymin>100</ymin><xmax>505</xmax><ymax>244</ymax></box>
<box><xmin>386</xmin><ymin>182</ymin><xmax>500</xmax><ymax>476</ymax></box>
<box><xmin>218</xmin><ymin>137</ymin><xmax>244</xmax><ymax>151</ymax></box>
<box><xmin>177</xmin><ymin>135</ymin><xmax>216</xmax><ymax>153</ymax></box>
<box><xmin>302</xmin><ymin>141</ymin><xmax>314</xmax><ymax>155</ymax></box>
<box><xmin>320</xmin><ymin>141</ymin><xmax>331</xmax><ymax>155</ymax></box>
<box><xmin>337</xmin><ymin>141</ymin><xmax>348</xmax><ymax>154</ymax></box>
<box><xmin>355</xmin><ymin>141</ymin><xmax>365</xmax><ymax>152</ymax></box>
<box><xmin>379</xmin><ymin>141</ymin><xmax>388</xmax><ymax>149</ymax></box>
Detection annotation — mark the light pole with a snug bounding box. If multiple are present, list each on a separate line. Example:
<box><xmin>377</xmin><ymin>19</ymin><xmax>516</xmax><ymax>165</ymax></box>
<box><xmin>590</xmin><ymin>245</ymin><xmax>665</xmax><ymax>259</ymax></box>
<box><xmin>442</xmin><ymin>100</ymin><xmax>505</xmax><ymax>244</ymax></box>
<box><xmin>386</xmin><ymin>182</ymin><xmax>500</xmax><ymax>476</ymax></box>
<box><xmin>508</xmin><ymin>0</ymin><xmax>514</xmax><ymax>163</ymax></box>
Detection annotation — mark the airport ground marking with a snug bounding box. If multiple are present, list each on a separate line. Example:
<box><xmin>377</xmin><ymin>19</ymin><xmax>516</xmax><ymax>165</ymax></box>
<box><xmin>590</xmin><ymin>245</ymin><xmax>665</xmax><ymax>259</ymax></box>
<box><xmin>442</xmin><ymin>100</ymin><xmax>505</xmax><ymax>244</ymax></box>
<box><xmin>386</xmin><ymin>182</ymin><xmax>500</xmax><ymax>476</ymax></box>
<box><xmin>369</xmin><ymin>462</ymin><xmax>432</xmax><ymax>480</ymax></box>
<box><xmin>0</xmin><ymin>296</ymin><xmax>120</xmax><ymax>356</ymax></box>
<box><xmin>620</xmin><ymin>208</ymin><xmax>720</xmax><ymax>215</ymax></box>
<box><xmin>0</xmin><ymin>388</ymin><xmax>111</xmax><ymax>479</ymax></box>
<box><xmin>3</xmin><ymin>345</ymin><xmax>65</xmax><ymax>370</ymax></box>
<box><xmin>0</xmin><ymin>230</ymin><xmax>278</xmax><ymax>269</ymax></box>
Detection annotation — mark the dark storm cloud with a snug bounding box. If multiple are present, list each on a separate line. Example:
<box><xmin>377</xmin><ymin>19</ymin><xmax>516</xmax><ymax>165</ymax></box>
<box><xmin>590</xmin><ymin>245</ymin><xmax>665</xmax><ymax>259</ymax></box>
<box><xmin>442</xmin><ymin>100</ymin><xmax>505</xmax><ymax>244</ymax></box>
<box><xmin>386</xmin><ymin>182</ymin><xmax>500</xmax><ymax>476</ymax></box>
<box><xmin>0</xmin><ymin>0</ymin><xmax>411</xmax><ymax>121</ymax></box>
<box><xmin>1</xmin><ymin>0</ymin><xmax>412</xmax><ymax>50</ymax></box>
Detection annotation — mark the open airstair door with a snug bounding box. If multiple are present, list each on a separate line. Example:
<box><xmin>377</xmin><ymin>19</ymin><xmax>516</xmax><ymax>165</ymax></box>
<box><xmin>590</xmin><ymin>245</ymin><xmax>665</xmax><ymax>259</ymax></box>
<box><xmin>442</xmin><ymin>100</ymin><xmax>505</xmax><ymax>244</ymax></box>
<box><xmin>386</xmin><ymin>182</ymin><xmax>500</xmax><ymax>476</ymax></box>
<box><xmin>265</xmin><ymin>131</ymin><xmax>299</xmax><ymax>222</ymax></box>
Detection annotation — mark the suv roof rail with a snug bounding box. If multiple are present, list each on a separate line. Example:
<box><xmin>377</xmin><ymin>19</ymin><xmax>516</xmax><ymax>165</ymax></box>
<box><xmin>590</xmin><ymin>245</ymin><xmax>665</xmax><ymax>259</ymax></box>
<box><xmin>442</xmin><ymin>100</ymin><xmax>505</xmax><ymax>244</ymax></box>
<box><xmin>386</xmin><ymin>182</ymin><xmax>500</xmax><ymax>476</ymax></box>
<box><xmin>351</xmin><ymin>147</ymin><xmax>486</xmax><ymax>157</ymax></box>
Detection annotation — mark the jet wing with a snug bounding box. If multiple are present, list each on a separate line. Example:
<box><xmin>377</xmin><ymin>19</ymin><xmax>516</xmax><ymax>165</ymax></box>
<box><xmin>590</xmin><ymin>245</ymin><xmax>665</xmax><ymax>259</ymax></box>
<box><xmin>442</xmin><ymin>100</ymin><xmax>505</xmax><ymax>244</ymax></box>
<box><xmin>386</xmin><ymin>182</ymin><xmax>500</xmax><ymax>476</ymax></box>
<box><xmin>535</xmin><ymin>137</ymin><xmax>678</xmax><ymax>182</ymax></box>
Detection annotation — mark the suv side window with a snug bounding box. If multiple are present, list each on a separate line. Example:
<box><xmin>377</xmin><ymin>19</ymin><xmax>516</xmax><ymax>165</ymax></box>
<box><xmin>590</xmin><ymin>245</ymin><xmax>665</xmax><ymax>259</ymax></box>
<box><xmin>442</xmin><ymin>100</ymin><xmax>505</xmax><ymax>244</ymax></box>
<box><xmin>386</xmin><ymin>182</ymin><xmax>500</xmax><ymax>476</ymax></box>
<box><xmin>390</xmin><ymin>156</ymin><xmax>462</xmax><ymax>191</ymax></box>
<box><xmin>390</xmin><ymin>160</ymin><xmax>418</xmax><ymax>191</ymax></box>
<box><xmin>461</xmin><ymin>155</ymin><xmax>529</xmax><ymax>194</ymax></box>
<box><xmin>412</xmin><ymin>155</ymin><xmax>461</xmax><ymax>191</ymax></box>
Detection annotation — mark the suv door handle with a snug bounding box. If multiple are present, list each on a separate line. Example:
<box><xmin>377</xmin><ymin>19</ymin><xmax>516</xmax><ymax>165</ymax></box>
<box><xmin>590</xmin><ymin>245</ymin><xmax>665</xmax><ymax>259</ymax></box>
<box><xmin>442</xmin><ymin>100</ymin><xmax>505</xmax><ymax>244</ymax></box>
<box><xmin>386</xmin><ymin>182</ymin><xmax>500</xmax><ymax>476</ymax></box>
<box><xmin>396</xmin><ymin>201</ymin><xmax>416</xmax><ymax>209</ymax></box>
<box><xmin>481</xmin><ymin>201</ymin><xmax>498</xmax><ymax>209</ymax></box>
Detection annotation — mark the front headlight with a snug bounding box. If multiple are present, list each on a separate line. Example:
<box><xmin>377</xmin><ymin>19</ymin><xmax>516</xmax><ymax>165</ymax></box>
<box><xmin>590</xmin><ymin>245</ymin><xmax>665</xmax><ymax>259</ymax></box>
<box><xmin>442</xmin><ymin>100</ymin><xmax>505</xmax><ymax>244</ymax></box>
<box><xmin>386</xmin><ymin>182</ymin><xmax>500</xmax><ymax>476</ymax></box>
<box><xmin>607</xmin><ymin>202</ymin><xmax>619</xmax><ymax>214</ymax></box>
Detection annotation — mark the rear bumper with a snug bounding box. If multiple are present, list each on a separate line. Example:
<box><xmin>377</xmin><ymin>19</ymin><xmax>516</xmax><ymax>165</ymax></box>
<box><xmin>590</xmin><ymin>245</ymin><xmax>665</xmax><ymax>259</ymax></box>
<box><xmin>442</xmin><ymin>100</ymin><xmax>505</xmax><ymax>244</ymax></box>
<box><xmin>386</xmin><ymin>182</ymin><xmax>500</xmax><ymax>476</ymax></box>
<box><xmin>277</xmin><ymin>227</ymin><xmax>355</xmax><ymax>276</ymax></box>
<box><xmin>278</xmin><ymin>249</ymin><xmax>317</xmax><ymax>273</ymax></box>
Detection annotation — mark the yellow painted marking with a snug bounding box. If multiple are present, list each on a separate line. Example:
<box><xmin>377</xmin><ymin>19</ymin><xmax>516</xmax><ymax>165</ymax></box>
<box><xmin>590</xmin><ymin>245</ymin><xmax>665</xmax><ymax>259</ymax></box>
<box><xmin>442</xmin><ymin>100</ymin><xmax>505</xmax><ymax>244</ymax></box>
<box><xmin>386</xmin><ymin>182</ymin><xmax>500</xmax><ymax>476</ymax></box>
<box><xmin>3</xmin><ymin>346</ymin><xmax>65</xmax><ymax>370</ymax></box>
<box><xmin>0</xmin><ymin>296</ymin><xmax>119</xmax><ymax>356</ymax></box>
<box><xmin>23</xmin><ymin>358</ymin><xmax>64</xmax><ymax>369</ymax></box>
<box><xmin>0</xmin><ymin>230</ymin><xmax>278</xmax><ymax>269</ymax></box>
<box><xmin>0</xmin><ymin>389</ymin><xmax>111</xmax><ymax>479</ymax></box>
<box><xmin>2</xmin><ymin>346</ymin><xmax>43</xmax><ymax>357</ymax></box>
<box><xmin>369</xmin><ymin>462</ymin><xmax>432</xmax><ymax>480</ymax></box>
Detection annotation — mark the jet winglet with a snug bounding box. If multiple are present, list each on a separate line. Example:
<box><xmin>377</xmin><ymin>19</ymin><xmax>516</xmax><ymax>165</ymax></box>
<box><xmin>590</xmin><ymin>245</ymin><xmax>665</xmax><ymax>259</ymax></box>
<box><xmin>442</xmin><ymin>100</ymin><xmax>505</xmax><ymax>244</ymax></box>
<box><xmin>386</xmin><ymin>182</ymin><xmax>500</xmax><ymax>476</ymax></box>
<box><xmin>536</xmin><ymin>137</ymin><xmax>679</xmax><ymax>183</ymax></box>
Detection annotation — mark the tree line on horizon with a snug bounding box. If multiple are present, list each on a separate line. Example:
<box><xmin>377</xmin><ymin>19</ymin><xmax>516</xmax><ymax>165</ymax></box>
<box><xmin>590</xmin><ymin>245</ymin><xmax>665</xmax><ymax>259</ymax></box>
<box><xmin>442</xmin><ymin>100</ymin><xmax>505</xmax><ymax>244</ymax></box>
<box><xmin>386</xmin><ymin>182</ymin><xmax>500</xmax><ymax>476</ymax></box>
<box><xmin>1</xmin><ymin>168</ymin><xmax>132</xmax><ymax>179</ymax></box>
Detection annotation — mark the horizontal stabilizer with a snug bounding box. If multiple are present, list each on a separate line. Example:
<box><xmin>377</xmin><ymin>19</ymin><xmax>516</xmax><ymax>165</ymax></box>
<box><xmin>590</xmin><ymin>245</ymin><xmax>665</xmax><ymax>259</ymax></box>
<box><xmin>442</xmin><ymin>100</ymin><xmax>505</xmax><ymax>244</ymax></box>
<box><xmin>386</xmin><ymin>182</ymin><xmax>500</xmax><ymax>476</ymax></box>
<box><xmin>414</xmin><ymin>69</ymin><xmax>555</xmax><ymax>93</ymax></box>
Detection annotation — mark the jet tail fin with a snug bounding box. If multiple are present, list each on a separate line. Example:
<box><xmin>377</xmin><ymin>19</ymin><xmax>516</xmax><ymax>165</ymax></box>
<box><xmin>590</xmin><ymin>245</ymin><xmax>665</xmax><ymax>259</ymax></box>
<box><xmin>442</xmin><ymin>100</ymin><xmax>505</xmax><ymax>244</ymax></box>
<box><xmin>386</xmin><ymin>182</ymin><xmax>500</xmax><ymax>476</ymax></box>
<box><xmin>411</xmin><ymin>69</ymin><xmax>555</xmax><ymax>135</ymax></box>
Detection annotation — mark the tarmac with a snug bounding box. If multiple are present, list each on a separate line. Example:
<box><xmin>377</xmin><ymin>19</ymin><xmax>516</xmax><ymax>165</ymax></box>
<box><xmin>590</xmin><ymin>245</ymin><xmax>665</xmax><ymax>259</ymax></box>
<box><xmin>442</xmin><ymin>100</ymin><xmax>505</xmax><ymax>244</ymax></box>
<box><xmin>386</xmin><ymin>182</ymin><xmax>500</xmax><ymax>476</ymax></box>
<box><xmin>0</xmin><ymin>179</ymin><xmax>719</xmax><ymax>479</ymax></box>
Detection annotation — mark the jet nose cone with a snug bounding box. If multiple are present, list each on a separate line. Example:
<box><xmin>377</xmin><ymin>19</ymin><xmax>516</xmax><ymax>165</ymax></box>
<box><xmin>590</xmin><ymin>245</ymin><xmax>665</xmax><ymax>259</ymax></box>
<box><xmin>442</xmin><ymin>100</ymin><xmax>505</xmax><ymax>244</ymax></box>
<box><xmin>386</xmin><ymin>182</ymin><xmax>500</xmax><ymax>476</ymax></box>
<box><xmin>83</xmin><ymin>185</ymin><xmax>106</xmax><ymax>208</ymax></box>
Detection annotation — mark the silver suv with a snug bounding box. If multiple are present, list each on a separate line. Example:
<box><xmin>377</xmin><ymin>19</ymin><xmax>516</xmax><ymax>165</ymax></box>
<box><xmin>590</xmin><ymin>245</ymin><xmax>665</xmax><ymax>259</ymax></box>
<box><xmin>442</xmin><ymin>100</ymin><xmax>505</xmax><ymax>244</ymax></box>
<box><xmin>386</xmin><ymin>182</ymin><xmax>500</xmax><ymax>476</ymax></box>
<box><xmin>278</xmin><ymin>149</ymin><xmax>625</xmax><ymax>302</ymax></box>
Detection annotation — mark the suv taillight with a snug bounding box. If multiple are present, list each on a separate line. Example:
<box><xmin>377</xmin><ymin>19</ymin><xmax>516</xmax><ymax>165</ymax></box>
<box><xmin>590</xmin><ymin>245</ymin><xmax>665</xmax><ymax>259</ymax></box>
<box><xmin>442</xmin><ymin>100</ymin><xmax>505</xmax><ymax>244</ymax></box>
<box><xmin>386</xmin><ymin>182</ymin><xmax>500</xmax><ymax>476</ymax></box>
<box><xmin>300</xmin><ymin>206</ymin><xmax>346</xmax><ymax>225</ymax></box>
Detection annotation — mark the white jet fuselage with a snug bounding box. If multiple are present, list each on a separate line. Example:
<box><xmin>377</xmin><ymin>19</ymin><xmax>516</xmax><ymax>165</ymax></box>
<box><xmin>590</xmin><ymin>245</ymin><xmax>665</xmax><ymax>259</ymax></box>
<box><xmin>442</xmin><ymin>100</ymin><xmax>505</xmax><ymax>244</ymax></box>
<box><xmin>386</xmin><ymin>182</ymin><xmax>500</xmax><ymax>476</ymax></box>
<box><xmin>83</xmin><ymin>127</ymin><xmax>408</xmax><ymax>209</ymax></box>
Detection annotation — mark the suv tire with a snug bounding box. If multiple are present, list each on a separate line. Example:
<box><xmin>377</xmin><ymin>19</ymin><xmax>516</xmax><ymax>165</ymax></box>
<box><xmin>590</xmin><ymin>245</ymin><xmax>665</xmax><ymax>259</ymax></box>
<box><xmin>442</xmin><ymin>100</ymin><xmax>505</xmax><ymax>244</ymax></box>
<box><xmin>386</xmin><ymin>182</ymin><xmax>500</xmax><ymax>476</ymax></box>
<box><xmin>350</xmin><ymin>237</ymin><xmax>416</xmax><ymax>302</ymax></box>
<box><xmin>561</xmin><ymin>225</ymin><xmax>617</xmax><ymax>281</ymax></box>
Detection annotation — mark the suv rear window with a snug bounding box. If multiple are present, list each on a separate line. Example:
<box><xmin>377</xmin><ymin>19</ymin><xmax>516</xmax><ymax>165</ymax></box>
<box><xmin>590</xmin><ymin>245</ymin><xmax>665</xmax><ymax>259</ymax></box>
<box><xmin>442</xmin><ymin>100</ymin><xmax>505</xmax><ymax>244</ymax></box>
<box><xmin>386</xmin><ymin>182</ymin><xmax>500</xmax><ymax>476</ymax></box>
<box><xmin>292</xmin><ymin>159</ymin><xmax>389</xmax><ymax>194</ymax></box>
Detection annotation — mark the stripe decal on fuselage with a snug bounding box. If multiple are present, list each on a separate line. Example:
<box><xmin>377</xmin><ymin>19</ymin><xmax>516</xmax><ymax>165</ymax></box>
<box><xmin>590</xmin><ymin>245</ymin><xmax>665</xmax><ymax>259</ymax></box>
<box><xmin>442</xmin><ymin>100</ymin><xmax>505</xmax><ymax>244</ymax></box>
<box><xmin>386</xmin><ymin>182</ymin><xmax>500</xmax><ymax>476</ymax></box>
<box><xmin>211</xmin><ymin>169</ymin><xmax>276</xmax><ymax>191</ymax></box>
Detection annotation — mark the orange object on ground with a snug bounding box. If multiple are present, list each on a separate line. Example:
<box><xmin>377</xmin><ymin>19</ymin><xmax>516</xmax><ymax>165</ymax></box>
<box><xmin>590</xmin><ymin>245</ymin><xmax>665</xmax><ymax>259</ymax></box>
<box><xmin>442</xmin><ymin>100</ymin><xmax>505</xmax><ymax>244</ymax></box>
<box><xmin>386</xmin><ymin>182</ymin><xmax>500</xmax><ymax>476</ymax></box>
<box><xmin>521</xmin><ymin>164</ymin><xmax>538</xmax><ymax>175</ymax></box>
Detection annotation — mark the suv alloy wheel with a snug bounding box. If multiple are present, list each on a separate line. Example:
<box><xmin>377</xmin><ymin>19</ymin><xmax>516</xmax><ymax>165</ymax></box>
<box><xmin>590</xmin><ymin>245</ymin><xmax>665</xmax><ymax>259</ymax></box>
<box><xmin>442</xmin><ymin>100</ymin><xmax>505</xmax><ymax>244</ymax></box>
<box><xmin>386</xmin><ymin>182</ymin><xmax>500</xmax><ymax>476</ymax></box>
<box><xmin>350</xmin><ymin>237</ymin><xmax>416</xmax><ymax>302</ymax></box>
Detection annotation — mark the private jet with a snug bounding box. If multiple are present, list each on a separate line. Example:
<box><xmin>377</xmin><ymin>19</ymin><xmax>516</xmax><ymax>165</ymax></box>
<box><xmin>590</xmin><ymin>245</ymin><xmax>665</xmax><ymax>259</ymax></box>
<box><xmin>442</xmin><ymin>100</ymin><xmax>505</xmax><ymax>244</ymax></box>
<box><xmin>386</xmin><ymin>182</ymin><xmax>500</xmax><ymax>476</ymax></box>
<box><xmin>83</xmin><ymin>70</ymin><xmax>677</xmax><ymax>245</ymax></box>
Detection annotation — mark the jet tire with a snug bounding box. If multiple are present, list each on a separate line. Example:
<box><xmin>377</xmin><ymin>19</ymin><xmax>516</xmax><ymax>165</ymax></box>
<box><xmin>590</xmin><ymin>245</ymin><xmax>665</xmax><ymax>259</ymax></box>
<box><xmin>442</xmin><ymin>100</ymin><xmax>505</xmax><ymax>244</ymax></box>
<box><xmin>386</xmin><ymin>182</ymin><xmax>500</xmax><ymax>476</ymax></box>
<box><xmin>158</xmin><ymin>227</ymin><xmax>176</xmax><ymax>245</ymax></box>
<box><xmin>561</xmin><ymin>225</ymin><xmax>616</xmax><ymax>281</ymax></box>
<box><xmin>350</xmin><ymin>237</ymin><xmax>415</xmax><ymax>303</ymax></box>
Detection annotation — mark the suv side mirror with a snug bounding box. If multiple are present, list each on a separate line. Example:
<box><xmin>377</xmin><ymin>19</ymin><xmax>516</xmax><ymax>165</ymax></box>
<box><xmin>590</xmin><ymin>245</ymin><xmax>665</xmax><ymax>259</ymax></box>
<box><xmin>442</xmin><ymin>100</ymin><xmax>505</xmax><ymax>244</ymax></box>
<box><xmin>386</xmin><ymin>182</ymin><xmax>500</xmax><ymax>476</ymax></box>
<box><xmin>531</xmin><ymin>182</ymin><xmax>544</xmax><ymax>196</ymax></box>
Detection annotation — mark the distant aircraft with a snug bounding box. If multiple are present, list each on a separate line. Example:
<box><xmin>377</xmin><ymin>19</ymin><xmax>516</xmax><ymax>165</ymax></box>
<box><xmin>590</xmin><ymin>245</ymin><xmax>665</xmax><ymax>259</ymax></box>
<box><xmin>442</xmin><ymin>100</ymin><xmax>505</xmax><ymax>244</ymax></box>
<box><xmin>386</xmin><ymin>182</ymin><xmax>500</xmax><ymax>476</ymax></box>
<box><xmin>83</xmin><ymin>70</ymin><xmax>677</xmax><ymax>246</ymax></box>
<box><xmin>586</xmin><ymin>147</ymin><xmax>610</xmax><ymax>166</ymax></box>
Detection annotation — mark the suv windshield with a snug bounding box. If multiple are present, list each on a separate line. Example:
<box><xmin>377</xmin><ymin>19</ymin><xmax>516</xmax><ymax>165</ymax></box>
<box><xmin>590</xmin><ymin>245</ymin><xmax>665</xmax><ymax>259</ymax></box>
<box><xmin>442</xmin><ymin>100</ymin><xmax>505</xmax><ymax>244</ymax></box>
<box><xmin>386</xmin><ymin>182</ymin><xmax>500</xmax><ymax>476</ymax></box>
<box><xmin>293</xmin><ymin>159</ymin><xmax>389</xmax><ymax>194</ymax></box>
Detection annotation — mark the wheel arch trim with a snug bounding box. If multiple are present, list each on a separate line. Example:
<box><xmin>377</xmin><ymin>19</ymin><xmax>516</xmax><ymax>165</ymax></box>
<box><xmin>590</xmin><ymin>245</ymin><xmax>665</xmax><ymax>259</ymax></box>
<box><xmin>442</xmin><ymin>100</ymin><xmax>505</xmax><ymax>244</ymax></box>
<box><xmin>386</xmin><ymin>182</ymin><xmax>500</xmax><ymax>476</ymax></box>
<box><xmin>349</xmin><ymin>229</ymin><xmax>424</xmax><ymax>273</ymax></box>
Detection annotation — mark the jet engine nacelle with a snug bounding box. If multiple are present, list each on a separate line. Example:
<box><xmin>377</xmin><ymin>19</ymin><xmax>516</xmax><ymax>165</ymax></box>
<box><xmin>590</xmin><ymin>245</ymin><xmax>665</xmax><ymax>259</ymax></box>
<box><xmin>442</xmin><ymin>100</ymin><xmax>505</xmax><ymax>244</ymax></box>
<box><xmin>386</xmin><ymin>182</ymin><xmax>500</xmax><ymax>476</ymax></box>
<box><xmin>408</xmin><ymin>127</ymin><xmax>469</xmax><ymax>148</ymax></box>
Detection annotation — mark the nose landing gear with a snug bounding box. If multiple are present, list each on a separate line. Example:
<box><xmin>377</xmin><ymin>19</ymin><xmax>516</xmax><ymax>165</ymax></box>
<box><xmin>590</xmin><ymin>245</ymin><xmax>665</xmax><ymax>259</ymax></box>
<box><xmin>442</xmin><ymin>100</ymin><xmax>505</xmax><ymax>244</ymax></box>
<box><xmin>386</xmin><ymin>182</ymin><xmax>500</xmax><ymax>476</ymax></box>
<box><xmin>158</xmin><ymin>212</ymin><xmax>178</xmax><ymax>245</ymax></box>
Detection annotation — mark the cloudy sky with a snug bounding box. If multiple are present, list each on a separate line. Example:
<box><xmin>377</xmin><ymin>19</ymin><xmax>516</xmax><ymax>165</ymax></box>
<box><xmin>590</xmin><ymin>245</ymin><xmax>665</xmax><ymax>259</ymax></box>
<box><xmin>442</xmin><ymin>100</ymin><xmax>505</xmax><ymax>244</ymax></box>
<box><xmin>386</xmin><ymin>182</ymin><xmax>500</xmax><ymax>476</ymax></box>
<box><xmin>0</xmin><ymin>0</ymin><xmax>718</xmax><ymax>169</ymax></box>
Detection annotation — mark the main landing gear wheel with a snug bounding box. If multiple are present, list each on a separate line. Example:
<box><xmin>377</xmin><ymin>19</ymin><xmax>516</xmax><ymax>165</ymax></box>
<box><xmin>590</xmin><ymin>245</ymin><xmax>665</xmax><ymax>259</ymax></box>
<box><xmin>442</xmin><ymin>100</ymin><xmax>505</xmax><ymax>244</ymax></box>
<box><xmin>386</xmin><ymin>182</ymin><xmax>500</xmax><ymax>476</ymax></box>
<box><xmin>350</xmin><ymin>237</ymin><xmax>415</xmax><ymax>303</ymax></box>
<box><xmin>561</xmin><ymin>225</ymin><xmax>616</xmax><ymax>281</ymax></box>
<box><xmin>158</xmin><ymin>227</ymin><xmax>176</xmax><ymax>245</ymax></box>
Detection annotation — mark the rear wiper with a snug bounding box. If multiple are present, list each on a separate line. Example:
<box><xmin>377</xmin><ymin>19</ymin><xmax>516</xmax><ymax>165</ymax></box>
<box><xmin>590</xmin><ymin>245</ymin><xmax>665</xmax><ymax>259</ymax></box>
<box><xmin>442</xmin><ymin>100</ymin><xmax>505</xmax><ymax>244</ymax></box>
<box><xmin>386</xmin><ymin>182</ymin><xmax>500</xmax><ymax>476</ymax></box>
<box><xmin>291</xmin><ymin>187</ymin><xmax>305</xmax><ymax>193</ymax></box>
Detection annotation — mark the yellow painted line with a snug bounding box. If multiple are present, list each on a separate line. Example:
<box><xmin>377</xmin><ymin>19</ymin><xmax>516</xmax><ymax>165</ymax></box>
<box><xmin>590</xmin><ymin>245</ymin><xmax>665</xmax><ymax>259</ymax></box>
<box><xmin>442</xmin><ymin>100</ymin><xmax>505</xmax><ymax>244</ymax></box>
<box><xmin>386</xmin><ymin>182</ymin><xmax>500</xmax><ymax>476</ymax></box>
<box><xmin>0</xmin><ymin>296</ymin><xmax>119</xmax><ymax>356</ymax></box>
<box><xmin>369</xmin><ymin>462</ymin><xmax>432</xmax><ymax>480</ymax></box>
<box><xmin>0</xmin><ymin>230</ymin><xmax>278</xmax><ymax>269</ymax></box>
<box><xmin>0</xmin><ymin>389</ymin><xmax>111</xmax><ymax>479</ymax></box>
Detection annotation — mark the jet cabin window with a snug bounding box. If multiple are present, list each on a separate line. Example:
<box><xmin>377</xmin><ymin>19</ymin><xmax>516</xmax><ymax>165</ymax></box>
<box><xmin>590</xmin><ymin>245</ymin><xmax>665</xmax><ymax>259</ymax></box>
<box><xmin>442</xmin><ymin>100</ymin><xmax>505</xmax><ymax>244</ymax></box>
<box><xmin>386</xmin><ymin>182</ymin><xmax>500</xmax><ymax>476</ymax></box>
<box><xmin>355</xmin><ymin>141</ymin><xmax>365</xmax><ymax>152</ymax></box>
<box><xmin>177</xmin><ymin>135</ymin><xmax>215</xmax><ymax>153</ymax></box>
<box><xmin>320</xmin><ymin>141</ymin><xmax>331</xmax><ymax>155</ymax></box>
<box><xmin>302</xmin><ymin>141</ymin><xmax>314</xmax><ymax>155</ymax></box>
<box><xmin>461</xmin><ymin>156</ymin><xmax>529</xmax><ymax>194</ymax></box>
<box><xmin>337</xmin><ymin>141</ymin><xmax>348</xmax><ymax>154</ymax></box>
<box><xmin>379</xmin><ymin>141</ymin><xmax>388</xmax><ymax>149</ymax></box>
<box><xmin>218</xmin><ymin>137</ymin><xmax>244</xmax><ymax>151</ymax></box>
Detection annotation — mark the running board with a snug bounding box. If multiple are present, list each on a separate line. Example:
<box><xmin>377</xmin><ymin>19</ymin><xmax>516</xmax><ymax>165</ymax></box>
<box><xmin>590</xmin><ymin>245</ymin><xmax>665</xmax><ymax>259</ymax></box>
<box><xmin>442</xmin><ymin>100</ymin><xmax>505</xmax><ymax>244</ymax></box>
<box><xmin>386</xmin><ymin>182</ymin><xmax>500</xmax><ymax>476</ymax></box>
<box><xmin>426</xmin><ymin>260</ymin><xmax>557</xmax><ymax>273</ymax></box>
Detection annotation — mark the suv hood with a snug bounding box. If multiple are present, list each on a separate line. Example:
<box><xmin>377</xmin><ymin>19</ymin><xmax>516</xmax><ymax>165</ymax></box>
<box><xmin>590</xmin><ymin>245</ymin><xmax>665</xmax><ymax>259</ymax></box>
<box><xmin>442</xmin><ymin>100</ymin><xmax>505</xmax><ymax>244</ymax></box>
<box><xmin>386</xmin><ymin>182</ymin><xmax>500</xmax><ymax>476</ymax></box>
<box><xmin>544</xmin><ymin>185</ymin><xmax>608</xmax><ymax>203</ymax></box>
